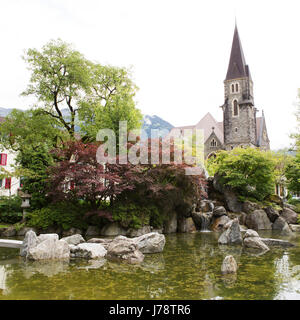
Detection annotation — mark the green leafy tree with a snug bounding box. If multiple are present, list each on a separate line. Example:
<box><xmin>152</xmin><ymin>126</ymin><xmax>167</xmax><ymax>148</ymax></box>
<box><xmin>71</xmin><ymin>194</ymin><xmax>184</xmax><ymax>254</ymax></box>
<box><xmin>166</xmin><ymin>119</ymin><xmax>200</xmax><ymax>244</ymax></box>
<box><xmin>212</xmin><ymin>147</ymin><xmax>276</xmax><ymax>201</ymax></box>
<box><xmin>22</xmin><ymin>39</ymin><xmax>92</xmax><ymax>138</ymax></box>
<box><xmin>78</xmin><ymin>64</ymin><xmax>142</xmax><ymax>144</ymax></box>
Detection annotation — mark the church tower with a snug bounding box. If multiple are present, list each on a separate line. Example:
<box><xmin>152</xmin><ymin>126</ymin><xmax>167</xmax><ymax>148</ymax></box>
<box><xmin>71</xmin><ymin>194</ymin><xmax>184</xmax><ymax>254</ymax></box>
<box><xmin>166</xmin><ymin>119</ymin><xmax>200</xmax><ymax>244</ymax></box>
<box><xmin>222</xmin><ymin>24</ymin><xmax>258</xmax><ymax>150</ymax></box>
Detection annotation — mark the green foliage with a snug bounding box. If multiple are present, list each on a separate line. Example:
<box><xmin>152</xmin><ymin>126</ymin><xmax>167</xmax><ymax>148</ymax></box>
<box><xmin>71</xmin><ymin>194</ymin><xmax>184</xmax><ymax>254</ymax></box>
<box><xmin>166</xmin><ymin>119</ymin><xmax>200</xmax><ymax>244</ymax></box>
<box><xmin>285</xmin><ymin>152</ymin><xmax>300</xmax><ymax>194</ymax></box>
<box><xmin>26</xmin><ymin>202</ymin><xmax>89</xmax><ymax>231</ymax></box>
<box><xmin>0</xmin><ymin>196</ymin><xmax>23</xmax><ymax>224</ymax></box>
<box><xmin>78</xmin><ymin>64</ymin><xmax>142</xmax><ymax>143</ymax></box>
<box><xmin>14</xmin><ymin>222</ymin><xmax>25</xmax><ymax>232</ymax></box>
<box><xmin>212</xmin><ymin>147</ymin><xmax>276</xmax><ymax>201</ymax></box>
<box><xmin>111</xmin><ymin>202</ymin><xmax>160</xmax><ymax>229</ymax></box>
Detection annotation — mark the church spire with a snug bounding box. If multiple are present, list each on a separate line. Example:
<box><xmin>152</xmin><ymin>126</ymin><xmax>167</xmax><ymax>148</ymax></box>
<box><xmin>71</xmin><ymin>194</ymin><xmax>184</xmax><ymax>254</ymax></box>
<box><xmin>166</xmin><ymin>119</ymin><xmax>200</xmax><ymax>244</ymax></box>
<box><xmin>225</xmin><ymin>24</ymin><xmax>249</xmax><ymax>81</ymax></box>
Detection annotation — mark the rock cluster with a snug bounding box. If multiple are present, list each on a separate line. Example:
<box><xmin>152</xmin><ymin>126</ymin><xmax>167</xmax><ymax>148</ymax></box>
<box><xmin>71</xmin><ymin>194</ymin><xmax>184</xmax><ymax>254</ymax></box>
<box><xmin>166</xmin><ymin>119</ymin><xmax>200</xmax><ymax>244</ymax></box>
<box><xmin>19</xmin><ymin>231</ymin><xmax>165</xmax><ymax>264</ymax></box>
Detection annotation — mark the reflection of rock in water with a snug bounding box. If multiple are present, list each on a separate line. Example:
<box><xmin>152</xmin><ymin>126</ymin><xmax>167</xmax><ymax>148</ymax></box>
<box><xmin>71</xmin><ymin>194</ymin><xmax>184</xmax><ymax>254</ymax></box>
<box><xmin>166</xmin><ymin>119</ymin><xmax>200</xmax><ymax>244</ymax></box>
<box><xmin>243</xmin><ymin>247</ymin><xmax>269</xmax><ymax>257</ymax></box>
<box><xmin>221</xmin><ymin>273</ymin><xmax>237</xmax><ymax>287</ymax></box>
<box><xmin>218</xmin><ymin>245</ymin><xmax>243</xmax><ymax>264</ymax></box>
<box><xmin>22</xmin><ymin>260</ymin><xmax>69</xmax><ymax>279</ymax></box>
<box><xmin>141</xmin><ymin>254</ymin><xmax>165</xmax><ymax>273</ymax></box>
<box><xmin>77</xmin><ymin>258</ymin><xmax>106</xmax><ymax>270</ymax></box>
<box><xmin>106</xmin><ymin>253</ymin><xmax>165</xmax><ymax>274</ymax></box>
<box><xmin>0</xmin><ymin>266</ymin><xmax>8</xmax><ymax>294</ymax></box>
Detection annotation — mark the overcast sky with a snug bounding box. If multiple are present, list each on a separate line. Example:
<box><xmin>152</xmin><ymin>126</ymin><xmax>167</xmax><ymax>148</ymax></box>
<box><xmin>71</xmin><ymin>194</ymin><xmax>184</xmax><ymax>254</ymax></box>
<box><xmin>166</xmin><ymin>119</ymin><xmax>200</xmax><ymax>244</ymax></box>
<box><xmin>0</xmin><ymin>0</ymin><xmax>299</xmax><ymax>150</ymax></box>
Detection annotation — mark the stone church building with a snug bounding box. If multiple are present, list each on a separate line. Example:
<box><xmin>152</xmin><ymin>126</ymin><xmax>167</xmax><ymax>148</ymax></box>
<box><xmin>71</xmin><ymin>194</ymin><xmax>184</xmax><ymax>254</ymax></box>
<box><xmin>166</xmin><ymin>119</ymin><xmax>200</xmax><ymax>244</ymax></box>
<box><xmin>169</xmin><ymin>25</ymin><xmax>270</xmax><ymax>159</ymax></box>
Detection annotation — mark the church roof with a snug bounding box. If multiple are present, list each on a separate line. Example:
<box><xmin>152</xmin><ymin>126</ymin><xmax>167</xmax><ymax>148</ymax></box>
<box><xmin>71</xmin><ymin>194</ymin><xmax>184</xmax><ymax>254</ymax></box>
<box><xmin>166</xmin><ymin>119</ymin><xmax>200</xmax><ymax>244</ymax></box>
<box><xmin>225</xmin><ymin>25</ymin><xmax>251</xmax><ymax>81</ymax></box>
<box><xmin>169</xmin><ymin>112</ymin><xmax>224</xmax><ymax>144</ymax></box>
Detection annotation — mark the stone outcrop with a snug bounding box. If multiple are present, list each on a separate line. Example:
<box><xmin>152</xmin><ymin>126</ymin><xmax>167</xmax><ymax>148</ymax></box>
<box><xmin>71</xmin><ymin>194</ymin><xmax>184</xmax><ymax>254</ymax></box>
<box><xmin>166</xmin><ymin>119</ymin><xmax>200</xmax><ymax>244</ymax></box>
<box><xmin>213</xmin><ymin>206</ymin><xmax>227</xmax><ymax>217</ymax></box>
<box><xmin>199</xmin><ymin>200</ymin><xmax>214</xmax><ymax>212</ymax></box>
<box><xmin>245</xmin><ymin>209</ymin><xmax>272</xmax><ymax>230</ymax></box>
<box><xmin>87</xmin><ymin>238</ymin><xmax>113</xmax><ymax>249</ymax></box>
<box><xmin>20</xmin><ymin>230</ymin><xmax>39</xmax><ymax>258</ymax></box>
<box><xmin>106</xmin><ymin>236</ymin><xmax>144</xmax><ymax>264</ymax></box>
<box><xmin>100</xmin><ymin>223</ymin><xmax>127</xmax><ymax>237</ymax></box>
<box><xmin>2</xmin><ymin>227</ymin><xmax>17</xmax><ymax>237</ymax></box>
<box><xmin>85</xmin><ymin>226</ymin><xmax>101</xmax><ymax>237</ymax></box>
<box><xmin>280</xmin><ymin>208</ymin><xmax>298</xmax><ymax>225</ymax></box>
<box><xmin>211</xmin><ymin>215</ymin><xmax>231</xmax><ymax>232</ymax></box>
<box><xmin>126</xmin><ymin>226</ymin><xmax>151</xmax><ymax>238</ymax></box>
<box><xmin>177</xmin><ymin>217</ymin><xmax>197</xmax><ymax>233</ymax></box>
<box><xmin>27</xmin><ymin>238</ymin><xmax>70</xmax><ymax>261</ymax></box>
<box><xmin>61</xmin><ymin>228</ymin><xmax>82</xmax><ymax>237</ymax></box>
<box><xmin>70</xmin><ymin>243</ymin><xmax>107</xmax><ymax>259</ymax></box>
<box><xmin>264</xmin><ymin>206</ymin><xmax>280</xmax><ymax>223</ymax></box>
<box><xmin>221</xmin><ymin>255</ymin><xmax>238</xmax><ymax>274</ymax></box>
<box><xmin>242</xmin><ymin>201</ymin><xmax>261</xmax><ymax>214</ymax></box>
<box><xmin>132</xmin><ymin>232</ymin><xmax>165</xmax><ymax>254</ymax></box>
<box><xmin>223</xmin><ymin>190</ymin><xmax>243</xmax><ymax>213</ymax></box>
<box><xmin>218</xmin><ymin>218</ymin><xmax>242</xmax><ymax>245</ymax></box>
<box><xmin>163</xmin><ymin>211</ymin><xmax>178</xmax><ymax>234</ymax></box>
<box><xmin>61</xmin><ymin>234</ymin><xmax>85</xmax><ymax>246</ymax></box>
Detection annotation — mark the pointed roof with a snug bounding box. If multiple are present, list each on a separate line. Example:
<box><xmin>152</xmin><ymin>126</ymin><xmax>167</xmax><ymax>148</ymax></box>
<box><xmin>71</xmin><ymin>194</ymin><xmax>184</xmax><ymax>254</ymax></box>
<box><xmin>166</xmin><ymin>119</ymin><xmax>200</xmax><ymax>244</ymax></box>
<box><xmin>225</xmin><ymin>25</ymin><xmax>249</xmax><ymax>81</ymax></box>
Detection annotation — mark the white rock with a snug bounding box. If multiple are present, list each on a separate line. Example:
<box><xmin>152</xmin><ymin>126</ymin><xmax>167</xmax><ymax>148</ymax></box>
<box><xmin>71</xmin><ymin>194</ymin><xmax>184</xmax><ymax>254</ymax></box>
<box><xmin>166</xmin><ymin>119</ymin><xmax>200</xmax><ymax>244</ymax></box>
<box><xmin>77</xmin><ymin>243</ymin><xmax>107</xmax><ymax>259</ymax></box>
<box><xmin>38</xmin><ymin>233</ymin><xmax>59</xmax><ymax>243</ymax></box>
<box><xmin>27</xmin><ymin>238</ymin><xmax>70</xmax><ymax>260</ymax></box>
<box><xmin>243</xmin><ymin>229</ymin><xmax>259</xmax><ymax>239</ymax></box>
<box><xmin>243</xmin><ymin>237</ymin><xmax>270</xmax><ymax>251</ymax></box>
<box><xmin>20</xmin><ymin>230</ymin><xmax>39</xmax><ymax>258</ymax></box>
<box><xmin>61</xmin><ymin>234</ymin><xmax>85</xmax><ymax>245</ymax></box>
<box><xmin>132</xmin><ymin>232</ymin><xmax>165</xmax><ymax>254</ymax></box>
<box><xmin>221</xmin><ymin>255</ymin><xmax>238</xmax><ymax>274</ymax></box>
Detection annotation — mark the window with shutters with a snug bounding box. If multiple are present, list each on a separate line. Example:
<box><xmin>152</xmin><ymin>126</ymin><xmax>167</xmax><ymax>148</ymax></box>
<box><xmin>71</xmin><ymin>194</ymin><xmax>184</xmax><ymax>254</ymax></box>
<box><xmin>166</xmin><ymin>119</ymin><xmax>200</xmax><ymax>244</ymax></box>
<box><xmin>5</xmin><ymin>178</ymin><xmax>11</xmax><ymax>189</ymax></box>
<box><xmin>0</xmin><ymin>154</ymin><xmax>7</xmax><ymax>166</ymax></box>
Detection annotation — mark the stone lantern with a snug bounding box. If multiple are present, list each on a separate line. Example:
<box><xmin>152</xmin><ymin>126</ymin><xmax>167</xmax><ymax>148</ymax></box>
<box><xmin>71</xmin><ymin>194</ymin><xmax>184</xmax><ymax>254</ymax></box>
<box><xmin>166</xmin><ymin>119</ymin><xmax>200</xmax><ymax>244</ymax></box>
<box><xmin>18</xmin><ymin>190</ymin><xmax>31</xmax><ymax>221</ymax></box>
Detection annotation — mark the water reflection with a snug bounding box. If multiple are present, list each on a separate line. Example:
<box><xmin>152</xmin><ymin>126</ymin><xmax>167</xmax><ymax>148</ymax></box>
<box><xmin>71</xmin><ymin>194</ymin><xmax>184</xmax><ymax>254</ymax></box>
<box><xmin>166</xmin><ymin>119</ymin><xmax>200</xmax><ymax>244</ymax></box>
<box><xmin>0</xmin><ymin>232</ymin><xmax>300</xmax><ymax>299</ymax></box>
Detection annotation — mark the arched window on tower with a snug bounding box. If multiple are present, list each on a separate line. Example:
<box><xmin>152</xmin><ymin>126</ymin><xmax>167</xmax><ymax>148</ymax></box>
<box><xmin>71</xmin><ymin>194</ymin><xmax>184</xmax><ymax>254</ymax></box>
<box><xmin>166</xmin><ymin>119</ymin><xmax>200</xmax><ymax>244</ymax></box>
<box><xmin>231</xmin><ymin>84</ymin><xmax>235</xmax><ymax>93</ymax></box>
<box><xmin>210</xmin><ymin>139</ymin><xmax>217</xmax><ymax>147</ymax></box>
<box><xmin>233</xmin><ymin>100</ymin><xmax>239</xmax><ymax>116</ymax></box>
<box><xmin>235</xmin><ymin>83</ymin><xmax>239</xmax><ymax>92</ymax></box>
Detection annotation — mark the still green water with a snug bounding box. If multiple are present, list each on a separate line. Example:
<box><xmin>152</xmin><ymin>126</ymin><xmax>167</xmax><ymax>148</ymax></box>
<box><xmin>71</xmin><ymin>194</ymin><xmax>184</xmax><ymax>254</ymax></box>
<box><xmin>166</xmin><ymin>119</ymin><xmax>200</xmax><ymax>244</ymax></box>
<box><xmin>1</xmin><ymin>231</ymin><xmax>300</xmax><ymax>300</ymax></box>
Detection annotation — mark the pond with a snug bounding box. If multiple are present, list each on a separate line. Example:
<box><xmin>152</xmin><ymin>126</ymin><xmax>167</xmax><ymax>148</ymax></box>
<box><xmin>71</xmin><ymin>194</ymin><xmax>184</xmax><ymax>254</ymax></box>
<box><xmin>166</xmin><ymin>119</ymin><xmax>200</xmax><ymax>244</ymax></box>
<box><xmin>1</xmin><ymin>231</ymin><xmax>300</xmax><ymax>300</ymax></box>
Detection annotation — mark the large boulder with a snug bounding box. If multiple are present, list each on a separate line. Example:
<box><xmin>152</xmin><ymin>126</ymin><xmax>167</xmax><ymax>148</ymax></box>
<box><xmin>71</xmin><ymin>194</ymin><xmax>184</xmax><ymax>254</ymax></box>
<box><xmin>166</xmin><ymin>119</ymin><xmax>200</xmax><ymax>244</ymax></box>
<box><xmin>267</xmin><ymin>194</ymin><xmax>283</xmax><ymax>206</ymax></box>
<box><xmin>177</xmin><ymin>217</ymin><xmax>197</xmax><ymax>233</ymax></box>
<box><xmin>163</xmin><ymin>211</ymin><xmax>177</xmax><ymax>234</ymax></box>
<box><xmin>280</xmin><ymin>208</ymin><xmax>298</xmax><ymax>225</ymax></box>
<box><xmin>20</xmin><ymin>230</ymin><xmax>39</xmax><ymax>258</ymax></box>
<box><xmin>61</xmin><ymin>228</ymin><xmax>82</xmax><ymax>237</ymax></box>
<box><xmin>126</xmin><ymin>226</ymin><xmax>151</xmax><ymax>238</ymax></box>
<box><xmin>61</xmin><ymin>234</ymin><xmax>85</xmax><ymax>246</ymax></box>
<box><xmin>211</xmin><ymin>215</ymin><xmax>231</xmax><ymax>232</ymax></box>
<box><xmin>218</xmin><ymin>218</ymin><xmax>242</xmax><ymax>245</ymax></box>
<box><xmin>106</xmin><ymin>236</ymin><xmax>144</xmax><ymax>264</ymax></box>
<box><xmin>71</xmin><ymin>243</ymin><xmax>107</xmax><ymax>259</ymax></box>
<box><xmin>37</xmin><ymin>233</ymin><xmax>59</xmax><ymax>243</ymax></box>
<box><xmin>243</xmin><ymin>237</ymin><xmax>270</xmax><ymax>251</ymax></box>
<box><xmin>223</xmin><ymin>190</ymin><xmax>243</xmax><ymax>213</ymax></box>
<box><xmin>237</xmin><ymin>212</ymin><xmax>247</xmax><ymax>226</ymax></box>
<box><xmin>27</xmin><ymin>238</ymin><xmax>70</xmax><ymax>261</ymax></box>
<box><xmin>132</xmin><ymin>232</ymin><xmax>165</xmax><ymax>253</ymax></box>
<box><xmin>221</xmin><ymin>255</ymin><xmax>238</xmax><ymax>274</ymax></box>
<box><xmin>100</xmin><ymin>223</ymin><xmax>127</xmax><ymax>237</ymax></box>
<box><xmin>245</xmin><ymin>210</ymin><xmax>272</xmax><ymax>230</ymax></box>
<box><xmin>2</xmin><ymin>227</ymin><xmax>16</xmax><ymax>237</ymax></box>
<box><xmin>213</xmin><ymin>206</ymin><xmax>227</xmax><ymax>217</ymax></box>
<box><xmin>191</xmin><ymin>212</ymin><xmax>212</xmax><ymax>230</ymax></box>
<box><xmin>242</xmin><ymin>201</ymin><xmax>261</xmax><ymax>214</ymax></box>
<box><xmin>87</xmin><ymin>238</ymin><xmax>113</xmax><ymax>249</ymax></box>
<box><xmin>272</xmin><ymin>217</ymin><xmax>293</xmax><ymax>235</ymax></box>
<box><xmin>85</xmin><ymin>226</ymin><xmax>101</xmax><ymax>237</ymax></box>
<box><xmin>264</xmin><ymin>206</ymin><xmax>280</xmax><ymax>223</ymax></box>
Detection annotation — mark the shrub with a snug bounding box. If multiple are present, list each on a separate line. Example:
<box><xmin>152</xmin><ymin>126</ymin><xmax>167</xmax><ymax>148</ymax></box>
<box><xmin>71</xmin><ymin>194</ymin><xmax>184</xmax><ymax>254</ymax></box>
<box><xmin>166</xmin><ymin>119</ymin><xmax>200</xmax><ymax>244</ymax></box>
<box><xmin>0</xmin><ymin>196</ymin><xmax>23</xmax><ymax>224</ymax></box>
<box><xmin>212</xmin><ymin>148</ymin><xmax>276</xmax><ymax>201</ymax></box>
<box><xmin>26</xmin><ymin>201</ymin><xmax>89</xmax><ymax>230</ymax></box>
